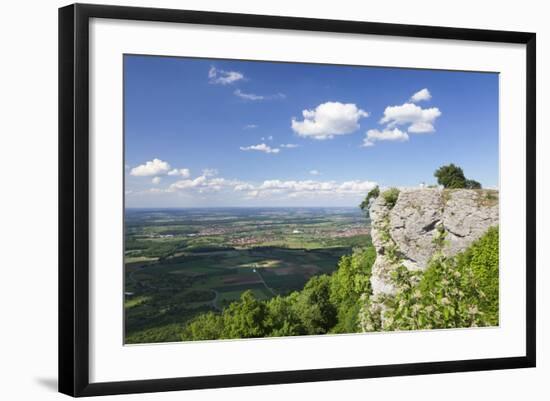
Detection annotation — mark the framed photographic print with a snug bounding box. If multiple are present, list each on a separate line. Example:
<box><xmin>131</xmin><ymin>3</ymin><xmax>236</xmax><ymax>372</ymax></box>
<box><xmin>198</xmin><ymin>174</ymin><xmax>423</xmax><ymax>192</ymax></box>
<box><xmin>58</xmin><ymin>3</ymin><xmax>536</xmax><ymax>397</ymax></box>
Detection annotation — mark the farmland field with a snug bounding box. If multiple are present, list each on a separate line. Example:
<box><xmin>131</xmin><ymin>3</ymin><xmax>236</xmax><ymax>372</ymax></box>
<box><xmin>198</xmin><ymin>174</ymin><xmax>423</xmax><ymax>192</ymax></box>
<box><xmin>124</xmin><ymin>207</ymin><xmax>370</xmax><ymax>344</ymax></box>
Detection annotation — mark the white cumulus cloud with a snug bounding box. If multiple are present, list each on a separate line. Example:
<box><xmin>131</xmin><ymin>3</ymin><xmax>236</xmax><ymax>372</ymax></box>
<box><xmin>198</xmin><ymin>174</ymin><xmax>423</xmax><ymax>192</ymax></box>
<box><xmin>291</xmin><ymin>102</ymin><xmax>369</xmax><ymax>140</ymax></box>
<box><xmin>130</xmin><ymin>158</ymin><xmax>171</xmax><ymax>177</ymax></box>
<box><xmin>410</xmin><ymin>88</ymin><xmax>432</xmax><ymax>103</ymax></box>
<box><xmin>208</xmin><ymin>66</ymin><xmax>244</xmax><ymax>85</ymax></box>
<box><xmin>280</xmin><ymin>143</ymin><xmax>299</xmax><ymax>148</ymax></box>
<box><xmin>380</xmin><ymin>102</ymin><xmax>441</xmax><ymax>133</ymax></box>
<box><xmin>167</xmin><ymin>174</ymin><xmax>245</xmax><ymax>193</ymax></box>
<box><xmin>167</xmin><ymin>168</ymin><xmax>190</xmax><ymax>177</ymax></box>
<box><xmin>239</xmin><ymin>143</ymin><xmax>280</xmax><ymax>154</ymax></box>
<box><xmin>151</xmin><ymin>176</ymin><xmax>162</xmax><ymax>185</ymax></box>
<box><xmin>362</xmin><ymin>128</ymin><xmax>409</xmax><ymax>147</ymax></box>
<box><xmin>168</xmin><ymin>176</ymin><xmax>208</xmax><ymax>191</ymax></box>
<box><xmin>309</xmin><ymin>169</ymin><xmax>321</xmax><ymax>175</ymax></box>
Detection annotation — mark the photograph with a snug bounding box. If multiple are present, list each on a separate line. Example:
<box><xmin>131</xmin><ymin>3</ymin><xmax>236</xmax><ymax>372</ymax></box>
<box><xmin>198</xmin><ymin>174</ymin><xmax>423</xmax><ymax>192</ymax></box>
<box><xmin>123</xmin><ymin>55</ymin><xmax>500</xmax><ymax>344</ymax></box>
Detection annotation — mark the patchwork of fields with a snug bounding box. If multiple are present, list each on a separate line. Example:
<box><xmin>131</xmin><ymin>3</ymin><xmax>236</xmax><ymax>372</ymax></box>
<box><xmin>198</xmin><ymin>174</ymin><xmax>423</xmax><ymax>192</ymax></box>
<box><xmin>124</xmin><ymin>208</ymin><xmax>370</xmax><ymax>343</ymax></box>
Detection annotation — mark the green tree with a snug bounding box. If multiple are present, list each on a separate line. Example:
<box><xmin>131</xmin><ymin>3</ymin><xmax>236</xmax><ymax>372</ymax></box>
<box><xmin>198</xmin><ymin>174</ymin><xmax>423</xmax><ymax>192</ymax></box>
<box><xmin>181</xmin><ymin>312</ymin><xmax>224</xmax><ymax>341</ymax></box>
<box><xmin>434</xmin><ymin>163</ymin><xmax>467</xmax><ymax>188</ymax></box>
<box><xmin>330</xmin><ymin>247</ymin><xmax>376</xmax><ymax>333</ymax></box>
<box><xmin>222</xmin><ymin>290</ymin><xmax>269</xmax><ymax>339</ymax></box>
<box><xmin>465</xmin><ymin>179</ymin><xmax>482</xmax><ymax>189</ymax></box>
<box><xmin>360</xmin><ymin>186</ymin><xmax>380</xmax><ymax>216</ymax></box>
<box><xmin>292</xmin><ymin>275</ymin><xmax>337</xmax><ymax>334</ymax></box>
<box><xmin>265</xmin><ymin>294</ymin><xmax>304</xmax><ymax>337</ymax></box>
<box><xmin>330</xmin><ymin>247</ymin><xmax>375</xmax><ymax>306</ymax></box>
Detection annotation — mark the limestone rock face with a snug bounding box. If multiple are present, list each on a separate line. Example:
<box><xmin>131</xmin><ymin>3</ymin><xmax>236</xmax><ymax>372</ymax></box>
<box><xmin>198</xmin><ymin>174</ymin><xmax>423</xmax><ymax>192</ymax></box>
<box><xmin>368</xmin><ymin>188</ymin><xmax>499</xmax><ymax>299</ymax></box>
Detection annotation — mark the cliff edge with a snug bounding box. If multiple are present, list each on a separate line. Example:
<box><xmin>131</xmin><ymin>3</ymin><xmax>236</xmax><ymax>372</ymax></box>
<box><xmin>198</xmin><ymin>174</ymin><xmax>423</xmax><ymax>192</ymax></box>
<box><xmin>363</xmin><ymin>188</ymin><xmax>499</xmax><ymax>328</ymax></box>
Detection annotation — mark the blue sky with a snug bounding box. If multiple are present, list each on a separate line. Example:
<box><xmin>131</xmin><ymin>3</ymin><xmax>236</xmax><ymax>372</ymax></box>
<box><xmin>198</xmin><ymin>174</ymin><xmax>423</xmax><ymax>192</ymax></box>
<box><xmin>124</xmin><ymin>55</ymin><xmax>499</xmax><ymax>208</ymax></box>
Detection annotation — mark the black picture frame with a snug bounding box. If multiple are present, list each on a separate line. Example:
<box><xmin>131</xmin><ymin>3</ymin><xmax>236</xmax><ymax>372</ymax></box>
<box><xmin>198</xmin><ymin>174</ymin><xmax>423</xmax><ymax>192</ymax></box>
<box><xmin>59</xmin><ymin>3</ymin><xmax>536</xmax><ymax>397</ymax></box>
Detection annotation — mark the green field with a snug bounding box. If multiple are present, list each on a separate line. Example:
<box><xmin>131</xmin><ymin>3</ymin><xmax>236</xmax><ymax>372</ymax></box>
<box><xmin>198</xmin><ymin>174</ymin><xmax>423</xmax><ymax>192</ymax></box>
<box><xmin>124</xmin><ymin>207</ymin><xmax>371</xmax><ymax>344</ymax></box>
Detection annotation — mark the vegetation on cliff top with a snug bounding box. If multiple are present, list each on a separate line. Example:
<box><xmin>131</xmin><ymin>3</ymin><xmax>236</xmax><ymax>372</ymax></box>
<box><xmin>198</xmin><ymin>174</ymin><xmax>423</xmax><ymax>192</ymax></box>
<box><xmin>435</xmin><ymin>163</ymin><xmax>482</xmax><ymax>189</ymax></box>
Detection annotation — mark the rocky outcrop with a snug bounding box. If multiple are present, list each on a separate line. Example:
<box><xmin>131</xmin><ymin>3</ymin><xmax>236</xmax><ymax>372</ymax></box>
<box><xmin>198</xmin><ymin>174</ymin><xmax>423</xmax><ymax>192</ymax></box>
<box><xmin>368</xmin><ymin>188</ymin><xmax>499</xmax><ymax>299</ymax></box>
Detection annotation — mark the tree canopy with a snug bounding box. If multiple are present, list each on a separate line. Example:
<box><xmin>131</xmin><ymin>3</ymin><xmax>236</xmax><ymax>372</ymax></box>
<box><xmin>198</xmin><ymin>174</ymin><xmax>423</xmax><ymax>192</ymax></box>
<box><xmin>434</xmin><ymin>163</ymin><xmax>482</xmax><ymax>189</ymax></box>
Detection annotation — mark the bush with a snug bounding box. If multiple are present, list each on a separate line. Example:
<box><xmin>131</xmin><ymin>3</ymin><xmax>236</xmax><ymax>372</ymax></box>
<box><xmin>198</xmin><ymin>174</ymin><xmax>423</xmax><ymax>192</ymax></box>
<box><xmin>381</xmin><ymin>188</ymin><xmax>400</xmax><ymax>209</ymax></box>
<box><xmin>360</xmin><ymin>186</ymin><xmax>380</xmax><ymax>215</ymax></box>
<box><xmin>377</xmin><ymin>226</ymin><xmax>499</xmax><ymax>331</ymax></box>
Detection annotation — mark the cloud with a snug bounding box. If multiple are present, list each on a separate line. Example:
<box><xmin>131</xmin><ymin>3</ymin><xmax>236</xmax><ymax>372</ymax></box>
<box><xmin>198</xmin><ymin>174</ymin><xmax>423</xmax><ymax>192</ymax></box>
<box><xmin>167</xmin><ymin>168</ymin><xmax>191</xmax><ymax>177</ymax></box>
<box><xmin>130</xmin><ymin>158</ymin><xmax>171</xmax><ymax>176</ymax></box>
<box><xmin>137</xmin><ymin>171</ymin><xmax>379</xmax><ymax>204</ymax></box>
<box><xmin>309</xmin><ymin>169</ymin><xmax>321</xmax><ymax>175</ymax></box>
<box><xmin>291</xmin><ymin>102</ymin><xmax>369</xmax><ymax>140</ymax></box>
<box><xmin>234</xmin><ymin>89</ymin><xmax>264</xmax><ymax>101</ymax></box>
<box><xmin>234</xmin><ymin>183</ymin><xmax>255</xmax><ymax>192</ymax></box>
<box><xmin>234</xmin><ymin>90</ymin><xmax>286</xmax><ymax>101</ymax></box>
<box><xmin>380</xmin><ymin>102</ymin><xmax>441</xmax><ymax>133</ymax></box>
<box><xmin>410</xmin><ymin>88</ymin><xmax>432</xmax><ymax>102</ymax></box>
<box><xmin>152</xmin><ymin>176</ymin><xmax>162</xmax><ymax>185</ymax></box>
<box><xmin>202</xmin><ymin>168</ymin><xmax>218</xmax><ymax>177</ymax></box>
<box><xmin>168</xmin><ymin>176</ymin><xmax>208</xmax><ymax>191</ymax></box>
<box><xmin>261</xmin><ymin>136</ymin><xmax>274</xmax><ymax>141</ymax></box>
<box><xmin>280</xmin><ymin>143</ymin><xmax>299</xmax><ymax>148</ymax></box>
<box><xmin>244</xmin><ymin>124</ymin><xmax>258</xmax><ymax>129</ymax></box>
<box><xmin>239</xmin><ymin>143</ymin><xmax>280</xmax><ymax>154</ymax></box>
<box><xmin>208</xmin><ymin>66</ymin><xmax>244</xmax><ymax>85</ymax></box>
<box><xmin>362</xmin><ymin>128</ymin><xmax>409</xmax><ymax>147</ymax></box>
<box><xmin>168</xmin><ymin>174</ymin><xmax>245</xmax><ymax>193</ymax></box>
<box><xmin>249</xmin><ymin>179</ymin><xmax>377</xmax><ymax>199</ymax></box>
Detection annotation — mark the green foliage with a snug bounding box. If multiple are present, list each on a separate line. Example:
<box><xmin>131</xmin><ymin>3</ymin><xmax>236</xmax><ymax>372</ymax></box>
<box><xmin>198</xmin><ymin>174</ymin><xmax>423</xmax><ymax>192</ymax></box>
<box><xmin>360</xmin><ymin>186</ymin><xmax>380</xmax><ymax>215</ymax></box>
<box><xmin>465</xmin><ymin>179</ymin><xmax>482</xmax><ymax>189</ymax></box>
<box><xmin>434</xmin><ymin>163</ymin><xmax>482</xmax><ymax>189</ymax></box>
<box><xmin>381</xmin><ymin>188</ymin><xmax>400</xmax><ymax>209</ymax></box>
<box><xmin>377</xmin><ymin>227</ymin><xmax>499</xmax><ymax>331</ymax></box>
<box><xmin>181</xmin><ymin>312</ymin><xmax>224</xmax><ymax>341</ymax></box>
<box><xmin>455</xmin><ymin>226</ymin><xmax>499</xmax><ymax>323</ymax></box>
<box><xmin>222</xmin><ymin>290</ymin><xmax>269</xmax><ymax>338</ymax></box>
<box><xmin>292</xmin><ymin>275</ymin><xmax>337</xmax><ymax>334</ymax></box>
<box><xmin>330</xmin><ymin>247</ymin><xmax>376</xmax><ymax>333</ymax></box>
<box><xmin>330</xmin><ymin>247</ymin><xmax>375</xmax><ymax>305</ymax></box>
<box><xmin>265</xmin><ymin>294</ymin><xmax>305</xmax><ymax>337</ymax></box>
<box><xmin>434</xmin><ymin>163</ymin><xmax>467</xmax><ymax>189</ymax></box>
<box><xmin>126</xmin><ymin>323</ymin><xmax>186</xmax><ymax>344</ymax></box>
